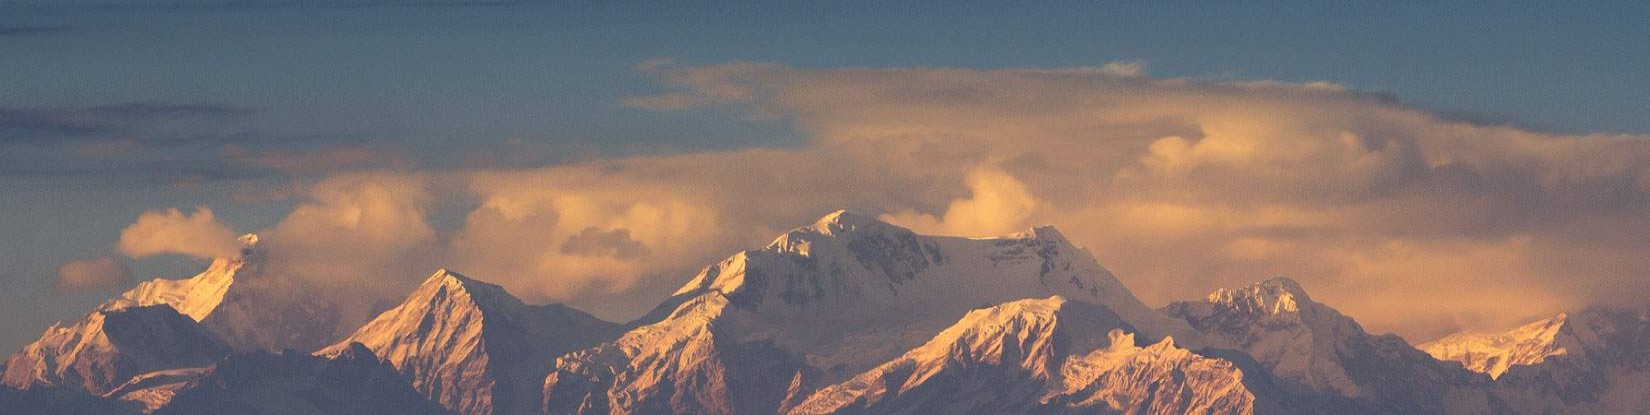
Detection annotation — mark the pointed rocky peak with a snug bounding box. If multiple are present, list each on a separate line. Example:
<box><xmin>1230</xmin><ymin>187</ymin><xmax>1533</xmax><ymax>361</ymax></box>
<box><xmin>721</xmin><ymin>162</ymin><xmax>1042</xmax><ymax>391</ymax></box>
<box><xmin>1206</xmin><ymin>277</ymin><xmax>1312</xmax><ymax>316</ymax></box>
<box><xmin>1419</xmin><ymin>313</ymin><xmax>1574</xmax><ymax>379</ymax></box>
<box><xmin>99</xmin><ymin>235</ymin><xmax>264</xmax><ymax>323</ymax></box>
<box><xmin>331</xmin><ymin>268</ymin><xmax>621</xmax><ymax>415</ymax></box>
<box><xmin>409</xmin><ymin>268</ymin><xmax>524</xmax><ymax>313</ymax></box>
<box><xmin>421</xmin><ymin>268</ymin><xmax>477</xmax><ymax>291</ymax></box>
<box><xmin>325</xmin><ymin>269</ymin><xmax>521</xmax><ymax>356</ymax></box>
<box><xmin>1166</xmin><ymin>278</ymin><xmax>1489</xmax><ymax>411</ymax></box>
<box><xmin>234</xmin><ymin>233</ymin><xmax>261</xmax><ymax>259</ymax></box>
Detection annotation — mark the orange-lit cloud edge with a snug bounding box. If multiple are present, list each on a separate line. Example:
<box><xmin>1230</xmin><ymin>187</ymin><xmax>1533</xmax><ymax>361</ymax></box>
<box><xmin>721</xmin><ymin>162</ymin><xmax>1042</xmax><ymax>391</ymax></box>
<box><xmin>83</xmin><ymin>62</ymin><xmax>1650</xmax><ymax>342</ymax></box>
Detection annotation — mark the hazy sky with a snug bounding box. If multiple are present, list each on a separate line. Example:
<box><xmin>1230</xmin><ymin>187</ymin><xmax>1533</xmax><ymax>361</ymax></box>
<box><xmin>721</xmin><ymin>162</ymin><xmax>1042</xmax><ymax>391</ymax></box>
<box><xmin>3</xmin><ymin>1</ymin><xmax>1649</xmax><ymax>352</ymax></box>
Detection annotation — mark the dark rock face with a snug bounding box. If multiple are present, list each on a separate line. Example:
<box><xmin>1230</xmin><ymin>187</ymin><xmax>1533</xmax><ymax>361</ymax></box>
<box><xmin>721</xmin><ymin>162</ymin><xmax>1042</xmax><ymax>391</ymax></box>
<box><xmin>1163</xmin><ymin>278</ymin><xmax>1495</xmax><ymax>414</ymax></box>
<box><xmin>0</xmin><ymin>384</ymin><xmax>137</xmax><ymax>415</ymax></box>
<box><xmin>154</xmin><ymin>344</ymin><xmax>450</xmax><ymax>415</ymax></box>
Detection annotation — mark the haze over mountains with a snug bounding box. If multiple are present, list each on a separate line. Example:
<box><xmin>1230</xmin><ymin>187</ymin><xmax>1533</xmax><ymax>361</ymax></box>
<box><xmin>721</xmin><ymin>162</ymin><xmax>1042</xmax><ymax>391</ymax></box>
<box><xmin>3</xmin><ymin>211</ymin><xmax>1647</xmax><ymax>414</ymax></box>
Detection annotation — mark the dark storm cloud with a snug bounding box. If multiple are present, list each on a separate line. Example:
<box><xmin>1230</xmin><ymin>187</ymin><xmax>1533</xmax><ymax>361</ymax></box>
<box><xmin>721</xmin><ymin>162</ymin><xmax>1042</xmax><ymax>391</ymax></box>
<box><xmin>0</xmin><ymin>102</ymin><xmax>411</xmax><ymax>181</ymax></box>
<box><xmin>0</xmin><ymin>102</ymin><xmax>252</xmax><ymax>144</ymax></box>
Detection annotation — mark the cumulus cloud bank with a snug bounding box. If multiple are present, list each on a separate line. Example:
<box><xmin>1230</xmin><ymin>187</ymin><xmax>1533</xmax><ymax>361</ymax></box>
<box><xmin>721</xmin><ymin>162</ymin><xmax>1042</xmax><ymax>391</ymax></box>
<box><xmin>118</xmin><ymin>207</ymin><xmax>242</xmax><ymax>260</ymax></box>
<box><xmin>108</xmin><ymin>62</ymin><xmax>1650</xmax><ymax>340</ymax></box>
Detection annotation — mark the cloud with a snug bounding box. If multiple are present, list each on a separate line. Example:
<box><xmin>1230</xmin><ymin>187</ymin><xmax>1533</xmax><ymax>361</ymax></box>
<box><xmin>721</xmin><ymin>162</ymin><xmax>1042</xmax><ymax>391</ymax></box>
<box><xmin>103</xmin><ymin>62</ymin><xmax>1650</xmax><ymax>340</ymax></box>
<box><xmin>600</xmin><ymin>62</ymin><xmax>1650</xmax><ymax>340</ymax></box>
<box><xmin>259</xmin><ymin>172</ymin><xmax>439</xmax><ymax>291</ymax></box>
<box><xmin>0</xmin><ymin>102</ymin><xmax>251</xmax><ymax>144</ymax></box>
<box><xmin>56</xmin><ymin>256</ymin><xmax>132</xmax><ymax>294</ymax></box>
<box><xmin>881</xmin><ymin>167</ymin><xmax>1040</xmax><ymax>237</ymax></box>
<box><xmin>561</xmin><ymin>227</ymin><xmax>650</xmax><ymax>260</ymax></box>
<box><xmin>223</xmin><ymin>143</ymin><xmax>411</xmax><ymax>174</ymax></box>
<box><xmin>118</xmin><ymin>207</ymin><xmax>242</xmax><ymax>260</ymax></box>
<box><xmin>0</xmin><ymin>102</ymin><xmax>265</xmax><ymax>182</ymax></box>
<box><xmin>0</xmin><ymin>102</ymin><xmax>398</xmax><ymax>182</ymax></box>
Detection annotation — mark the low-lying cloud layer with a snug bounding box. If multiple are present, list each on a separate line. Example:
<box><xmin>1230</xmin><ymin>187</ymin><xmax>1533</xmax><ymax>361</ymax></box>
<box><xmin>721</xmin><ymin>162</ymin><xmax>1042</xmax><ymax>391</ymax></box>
<box><xmin>102</xmin><ymin>62</ymin><xmax>1650</xmax><ymax>341</ymax></box>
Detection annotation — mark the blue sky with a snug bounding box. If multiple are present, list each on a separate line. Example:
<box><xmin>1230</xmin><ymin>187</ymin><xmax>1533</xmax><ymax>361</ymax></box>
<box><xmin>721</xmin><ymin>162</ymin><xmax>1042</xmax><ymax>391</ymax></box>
<box><xmin>2</xmin><ymin>1</ymin><xmax>1647</xmax><ymax>350</ymax></box>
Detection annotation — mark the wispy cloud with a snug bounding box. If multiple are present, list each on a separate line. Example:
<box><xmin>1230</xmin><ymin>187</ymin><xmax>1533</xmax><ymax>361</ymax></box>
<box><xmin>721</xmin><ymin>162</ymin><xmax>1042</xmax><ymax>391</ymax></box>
<box><xmin>0</xmin><ymin>102</ymin><xmax>251</xmax><ymax>144</ymax></box>
<box><xmin>0</xmin><ymin>102</ymin><xmax>415</xmax><ymax>183</ymax></box>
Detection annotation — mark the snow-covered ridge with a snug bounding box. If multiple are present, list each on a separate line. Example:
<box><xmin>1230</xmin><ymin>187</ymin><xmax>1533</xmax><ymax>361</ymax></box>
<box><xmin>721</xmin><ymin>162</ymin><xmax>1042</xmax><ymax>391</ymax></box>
<box><xmin>1206</xmin><ymin>277</ymin><xmax>1307</xmax><ymax>315</ymax></box>
<box><xmin>1</xmin><ymin>305</ymin><xmax>229</xmax><ymax>396</ymax></box>
<box><xmin>98</xmin><ymin>233</ymin><xmax>356</xmax><ymax>352</ymax></box>
<box><xmin>545</xmin><ymin>211</ymin><xmax>1205</xmax><ymax>415</ymax></box>
<box><xmin>21</xmin><ymin>208</ymin><xmax>1650</xmax><ymax>414</ymax></box>
<box><xmin>789</xmin><ymin>296</ymin><xmax>1255</xmax><ymax>414</ymax></box>
<box><xmin>326</xmin><ymin>269</ymin><xmax>621</xmax><ymax>415</ymax></box>
<box><xmin>1419</xmin><ymin>313</ymin><xmax>1572</xmax><ymax>379</ymax></box>
<box><xmin>1165</xmin><ymin>277</ymin><xmax>1494</xmax><ymax>413</ymax></box>
<box><xmin>100</xmin><ymin>234</ymin><xmax>259</xmax><ymax>321</ymax></box>
<box><xmin>671</xmin><ymin>210</ymin><xmax>1194</xmax><ymax>343</ymax></box>
<box><xmin>1470</xmin><ymin>306</ymin><xmax>1650</xmax><ymax>414</ymax></box>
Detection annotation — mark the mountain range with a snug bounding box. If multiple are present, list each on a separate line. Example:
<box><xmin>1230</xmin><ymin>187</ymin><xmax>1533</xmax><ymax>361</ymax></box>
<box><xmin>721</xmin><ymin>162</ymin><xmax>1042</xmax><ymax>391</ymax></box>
<box><xmin>2</xmin><ymin>210</ymin><xmax>1646</xmax><ymax>414</ymax></box>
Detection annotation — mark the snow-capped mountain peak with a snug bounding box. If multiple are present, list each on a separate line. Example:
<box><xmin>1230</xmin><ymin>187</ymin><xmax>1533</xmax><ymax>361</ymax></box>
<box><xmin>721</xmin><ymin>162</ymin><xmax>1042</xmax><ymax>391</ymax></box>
<box><xmin>787</xmin><ymin>296</ymin><xmax>1254</xmax><ymax>415</ymax></box>
<box><xmin>544</xmin><ymin>211</ymin><xmax>1204</xmax><ymax>415</ymax></box>
<box><xmin>327</xmin><ymin>268</ymin><xmax>621</xmax><ymax>415</ymax></box>
<box><xmin>100</xmin><ymin>233</ymin><xmax>261</xmax><ymax>322</ymax></box>
<box><xmin>1</xmin><ymin>305</ymin><xmax>230</xmax><ymax>396</ymax></box>
<box><xmin>1418</xmin><ymin>313</ymin><xmax>1573</xmax><ymax>379</ymax></box>
<box><xmin>1206</xmin><ymin>277</ymin><xmax>1308</xmax><ymax>316</ymax></box>
<box><xmin>1166</xmin><ymin>278</ymin><xmax>1493</xmax><ymax>412</ymax></box>
<box><xmin>799</xmin><ymin>209</ymin><xmax>893</xmax><ymax>237</ymax></box>
<box><xmin>97</xmin><ymin>232</ymin><xmax>363</xmax><ymax>353</ymax></box>
<box><xmin>677</xmin><ymin>212</ymin><xmax>1186</xmax><ymax>332</ymax></box>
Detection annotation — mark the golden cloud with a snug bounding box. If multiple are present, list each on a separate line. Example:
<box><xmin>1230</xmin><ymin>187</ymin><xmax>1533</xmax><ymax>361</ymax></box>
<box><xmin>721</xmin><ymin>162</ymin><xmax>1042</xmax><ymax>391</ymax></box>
<box><xmin>118</xmin><ymin>207</ymin><xmax>240</xmax><ymax>260</ymax></box>
<box><xmin>113</xmin><ymin>63</ymin><xmax>1650</xmax><ymax>340</ymax></box>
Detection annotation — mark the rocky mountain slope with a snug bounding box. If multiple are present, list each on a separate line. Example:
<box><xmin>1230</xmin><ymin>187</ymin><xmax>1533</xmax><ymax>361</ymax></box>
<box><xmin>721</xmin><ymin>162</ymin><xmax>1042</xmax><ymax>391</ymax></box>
<box><xmin>1</xmin><ymin>305</ymin><xmax>229</xmax><ymax>396</ymax></box>
<box><xmin>1163</xmin><ymin>278</ymin><xmax>1494</xmax><ymax>413</ymax></box>
<box><xmin>1420</xmin><ymin>313</ymin><xmax>1574</xmax><ymax>379</ymax></box>
<box><xmin>542</xmin><ymin>211</ymin><xmax>1200</xmax><ymax>415</ymax></box>
<box><xmin>1435</xmin><ymin>306</ymin><xmax>1650</xmax><ymax>414</ymax></box>
<box><xmin>9</xmin><ymin>209</ymin><xmax>1650</xmax><ymax>414</ymax></box>
<box><xmin>99</xmin><ymin>234</ymin><xmax>352</xmax><ymax>352</ymax></box>
<box><xmin>789</xmin><ymin>296</ymin><xmax>1256</xmax><ymax>414</ymax></box>
<box><xmin>133</xmin><ymin>343</ymin><xmax>450</xmax><ymax>415</ymax></box>
<box><xmin>320</xmin><ymin>269</ymin><xmax>622</xmax><ymax>415</ymax></box>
